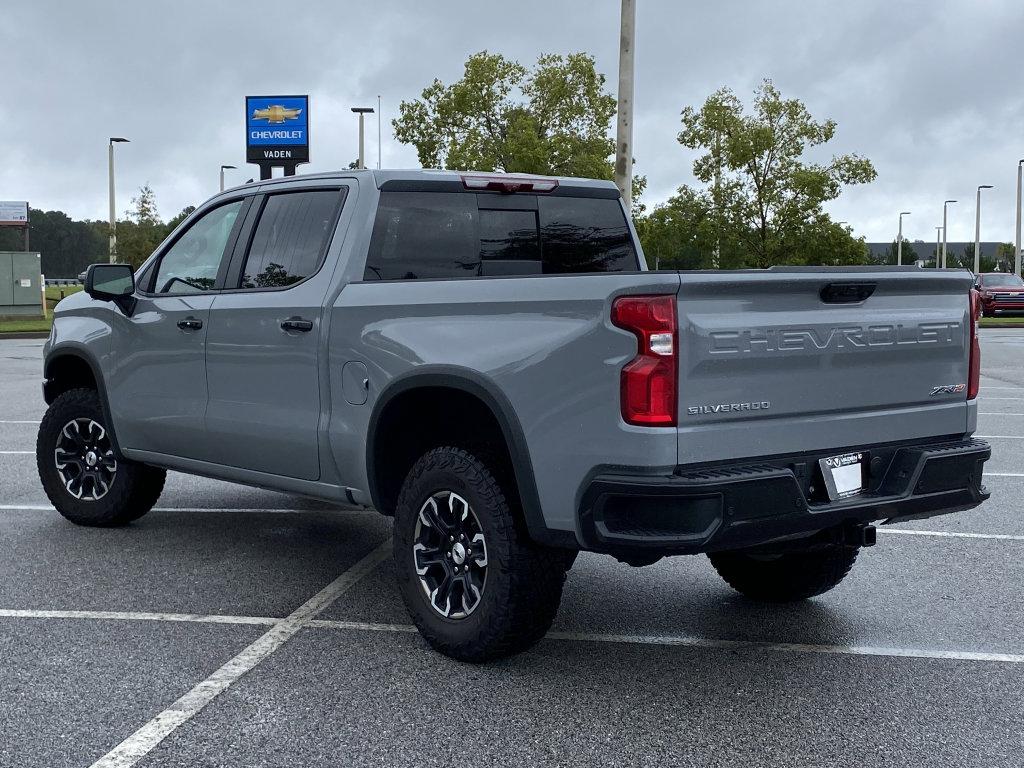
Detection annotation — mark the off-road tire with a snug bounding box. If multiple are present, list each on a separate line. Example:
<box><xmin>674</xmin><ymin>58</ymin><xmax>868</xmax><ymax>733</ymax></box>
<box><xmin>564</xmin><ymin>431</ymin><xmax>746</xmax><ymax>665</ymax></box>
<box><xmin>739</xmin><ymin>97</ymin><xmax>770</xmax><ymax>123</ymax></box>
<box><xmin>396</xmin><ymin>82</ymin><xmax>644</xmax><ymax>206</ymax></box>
<box><xmin>37</xmin><ymin>388</ymin><xmax>166</xmax><ymax>526</ymax></box>
<box><xmin>708</xmin><ymin>544</ymin><xmax>859</xmax><ymax>602</ymax></box>
<box><xmin>393</xmin><ymin>446</ymin><xmax>572</xmax><ymax>662</ymax></box>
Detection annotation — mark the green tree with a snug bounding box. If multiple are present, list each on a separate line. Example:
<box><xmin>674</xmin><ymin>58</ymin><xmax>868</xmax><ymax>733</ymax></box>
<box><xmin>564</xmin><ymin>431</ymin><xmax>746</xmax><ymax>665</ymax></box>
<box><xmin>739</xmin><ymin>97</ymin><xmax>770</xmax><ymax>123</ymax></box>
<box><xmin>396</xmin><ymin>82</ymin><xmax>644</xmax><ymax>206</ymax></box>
<box><xmin>883</xmin><ymin>237</ymin><xmax>919</xmax><ymax>265</ymax></box>
<box><xmin>116</xmin><ymin>184</ymin><xmax>167</xmax><ymax>268</ymax></box>
<box><xmin>651</xmin><ymin>79</ymin><xmax>876</xmax><ymax>269</ymax></box>
<box><xmin>393</xmin><ymin>50</ymin><xmax>644</xmax><ymax>211</ymax></box>
<box><xmin>995</xmin><ymin>242</ymin><xmax>1015</xmax><ymax>272</ymax></box>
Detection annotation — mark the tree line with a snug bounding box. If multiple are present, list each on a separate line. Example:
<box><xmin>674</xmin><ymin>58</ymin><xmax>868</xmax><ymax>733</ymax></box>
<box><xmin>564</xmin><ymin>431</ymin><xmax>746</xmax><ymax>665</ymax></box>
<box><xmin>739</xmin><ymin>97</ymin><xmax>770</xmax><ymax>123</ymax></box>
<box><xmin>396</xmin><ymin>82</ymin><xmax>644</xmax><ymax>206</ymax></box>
<box><xmin>0</xmin><ymin>185</ymin><xmax>193</xmax><ymax>277</ymax></box>
<box><xmin>8</xmin><ymin>50</ymin><xmax>888</xmax><ymax>275</ymax></box>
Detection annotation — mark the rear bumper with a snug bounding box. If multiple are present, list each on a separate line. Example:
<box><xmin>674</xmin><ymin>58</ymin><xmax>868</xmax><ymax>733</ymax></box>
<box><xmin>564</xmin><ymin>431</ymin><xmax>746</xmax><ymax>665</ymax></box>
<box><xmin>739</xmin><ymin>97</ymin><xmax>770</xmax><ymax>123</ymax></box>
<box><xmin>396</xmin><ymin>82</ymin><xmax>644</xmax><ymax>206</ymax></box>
<box><xmin>578</xmin><ymin>437</ymin><xmax>990</xmax><ymax>556</ymax></box>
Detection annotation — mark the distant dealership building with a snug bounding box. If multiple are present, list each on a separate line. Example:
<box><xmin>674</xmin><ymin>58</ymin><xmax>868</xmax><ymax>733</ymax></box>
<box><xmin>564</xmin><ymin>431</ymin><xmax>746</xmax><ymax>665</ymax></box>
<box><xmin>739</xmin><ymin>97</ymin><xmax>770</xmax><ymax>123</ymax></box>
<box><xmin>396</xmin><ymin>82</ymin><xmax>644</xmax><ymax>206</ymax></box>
<box><xmin>866</xmin><ymin>241</ymin><xmax>1009</xmax><ymax>269</ymax></box>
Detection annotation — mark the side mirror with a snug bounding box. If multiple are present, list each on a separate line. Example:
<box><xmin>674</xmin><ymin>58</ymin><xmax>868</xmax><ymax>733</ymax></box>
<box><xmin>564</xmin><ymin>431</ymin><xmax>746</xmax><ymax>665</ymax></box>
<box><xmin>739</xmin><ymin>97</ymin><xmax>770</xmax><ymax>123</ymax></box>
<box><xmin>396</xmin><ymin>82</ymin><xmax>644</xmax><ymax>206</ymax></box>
<box><xmin>84</xmin><ymin>263</ymin><xmax>136</xmax><ymax>315</ymax></box>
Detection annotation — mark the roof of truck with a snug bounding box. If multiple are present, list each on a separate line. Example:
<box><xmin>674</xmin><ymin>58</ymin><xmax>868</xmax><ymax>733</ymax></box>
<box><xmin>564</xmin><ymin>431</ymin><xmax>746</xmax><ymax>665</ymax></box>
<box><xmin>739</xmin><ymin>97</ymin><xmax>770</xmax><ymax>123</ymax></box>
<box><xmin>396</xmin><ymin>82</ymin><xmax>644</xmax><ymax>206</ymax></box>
<box><xmin>225</xmin><ymin>168</ymin><xmax>619</xmax><ymax>195</ymax></box>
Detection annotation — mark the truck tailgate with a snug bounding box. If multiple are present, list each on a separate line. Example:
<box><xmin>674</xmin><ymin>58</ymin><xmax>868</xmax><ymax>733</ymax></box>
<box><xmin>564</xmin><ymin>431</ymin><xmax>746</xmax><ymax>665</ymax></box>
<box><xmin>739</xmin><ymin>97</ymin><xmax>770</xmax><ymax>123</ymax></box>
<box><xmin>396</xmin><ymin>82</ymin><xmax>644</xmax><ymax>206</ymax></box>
<box><xmin>676</xmin><ymin>268</ymin><xmax>976</xmax><ymax>465</ymax></box>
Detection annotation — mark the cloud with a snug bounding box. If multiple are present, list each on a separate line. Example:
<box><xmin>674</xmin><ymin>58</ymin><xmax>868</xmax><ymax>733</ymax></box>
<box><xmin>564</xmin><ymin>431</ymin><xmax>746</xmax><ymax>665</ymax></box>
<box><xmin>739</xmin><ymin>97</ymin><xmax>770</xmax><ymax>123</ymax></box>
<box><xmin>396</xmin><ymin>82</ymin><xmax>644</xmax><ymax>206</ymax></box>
<box><xmin>1</xmin><ymin>0</ymin><xmax>1021</xmax><ymax>242</ymax></box>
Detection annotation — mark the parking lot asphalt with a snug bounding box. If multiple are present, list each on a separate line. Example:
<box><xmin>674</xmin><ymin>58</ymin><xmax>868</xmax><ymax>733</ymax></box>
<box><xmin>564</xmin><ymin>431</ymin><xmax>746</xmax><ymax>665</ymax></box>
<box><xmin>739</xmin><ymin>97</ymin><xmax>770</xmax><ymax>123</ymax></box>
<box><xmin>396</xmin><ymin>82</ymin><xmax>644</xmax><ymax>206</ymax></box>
<box><xmin>1</xmin><ymin>332</ymin><xmax>1023</xmax><ymax>768</ymax></box>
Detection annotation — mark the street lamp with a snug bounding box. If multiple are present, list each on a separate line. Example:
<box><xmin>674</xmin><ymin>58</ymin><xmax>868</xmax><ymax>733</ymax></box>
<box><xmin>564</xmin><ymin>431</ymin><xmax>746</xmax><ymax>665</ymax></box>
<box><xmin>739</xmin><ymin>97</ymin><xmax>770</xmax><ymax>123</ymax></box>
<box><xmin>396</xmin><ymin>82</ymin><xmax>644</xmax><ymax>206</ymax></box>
<box><xmin>942</xmin><ymin>200</ymin><xmax>956</xmax><ymax>268</ymax></box>
<box><xmin>219</xmin><ymin>165</ymin><xmax>237</xmax><ymax>192</ymax></box>
<box><xmin>936</xmin><ymin>226</ymin><xmax>943</xmax><ymax>268</ymax></box>
<box><xmin>1015</xmin><ymin>160</ymin><xmax>1023</xmax><ymax>276</ymax></box>
<box><xmin>351</xmin><ymin>107</ymin><xmax>374</xmax><ymax>169</ymax></box>
<box><xmin>974</xmin><ymin>184</ymin><xmax>993</xmax><ymax>273</ymax></box>
<box><xmin>897</xmin><ymin>211</ymin><xmax>911</xmax><ymax>265</ymax></box>
<box><xmin>108</xmin><ymin>137</ymin><xmax>129</xmax><ymax>263</ymax></box>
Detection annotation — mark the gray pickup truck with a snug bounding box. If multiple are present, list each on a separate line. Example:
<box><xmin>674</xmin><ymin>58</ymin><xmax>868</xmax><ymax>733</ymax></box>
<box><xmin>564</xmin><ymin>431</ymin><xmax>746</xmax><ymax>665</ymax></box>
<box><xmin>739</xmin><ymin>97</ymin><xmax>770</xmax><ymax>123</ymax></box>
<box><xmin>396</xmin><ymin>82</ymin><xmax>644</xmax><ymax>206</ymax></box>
<box><xmin>37</xmin><ymin>169</ymin><xmax>990</xmax><ymax>661</ymax></box>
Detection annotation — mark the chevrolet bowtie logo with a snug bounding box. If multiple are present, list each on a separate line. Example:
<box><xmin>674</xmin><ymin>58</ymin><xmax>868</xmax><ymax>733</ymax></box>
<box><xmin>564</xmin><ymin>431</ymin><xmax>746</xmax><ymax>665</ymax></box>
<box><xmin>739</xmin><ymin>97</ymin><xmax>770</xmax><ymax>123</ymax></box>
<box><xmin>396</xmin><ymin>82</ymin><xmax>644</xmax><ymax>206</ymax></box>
<box><xmin>251</xmin><ymin>105</ymin><xmax>303</xmax><ymax>124</ymax></box>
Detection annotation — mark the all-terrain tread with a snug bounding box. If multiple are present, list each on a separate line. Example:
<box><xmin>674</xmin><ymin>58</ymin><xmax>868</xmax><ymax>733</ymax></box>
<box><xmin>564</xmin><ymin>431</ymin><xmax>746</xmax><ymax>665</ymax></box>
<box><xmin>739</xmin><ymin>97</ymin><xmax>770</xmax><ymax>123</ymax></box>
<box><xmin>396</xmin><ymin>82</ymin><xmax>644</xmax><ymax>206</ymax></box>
<box><xmin>393</xmin><ymin>446</ymin><xmax>570</xmax><ymax>662</ymax></box>
<box><xmin>36</xmin><ymin>388</ymin><xmax>166</xmax><ymax>527</ymax></box>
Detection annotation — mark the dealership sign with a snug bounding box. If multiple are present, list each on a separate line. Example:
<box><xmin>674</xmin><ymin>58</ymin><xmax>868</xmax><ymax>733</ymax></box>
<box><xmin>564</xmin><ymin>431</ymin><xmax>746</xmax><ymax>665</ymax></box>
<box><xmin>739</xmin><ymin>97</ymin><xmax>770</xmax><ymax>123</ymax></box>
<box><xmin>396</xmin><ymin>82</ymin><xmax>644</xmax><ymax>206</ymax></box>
<box><xmin>0</xmin><ymin>201</ymin><xmax>29</xmax><ymax>226</ymax></box>
<box><xmin>246</xmin><ymin>95</ymin><xmax>309</xmax><ymax>171</ymax></box>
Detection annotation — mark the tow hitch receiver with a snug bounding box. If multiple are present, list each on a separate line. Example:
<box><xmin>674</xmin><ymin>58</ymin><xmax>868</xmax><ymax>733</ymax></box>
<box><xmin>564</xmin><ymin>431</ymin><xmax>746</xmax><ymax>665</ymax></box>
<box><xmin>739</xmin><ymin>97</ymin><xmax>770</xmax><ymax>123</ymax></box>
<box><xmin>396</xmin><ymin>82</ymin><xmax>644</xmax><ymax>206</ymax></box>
<box><xmin>845</xmin><ymin>524</ymin><xmax>877</xmax><ymax>548</ymax></box>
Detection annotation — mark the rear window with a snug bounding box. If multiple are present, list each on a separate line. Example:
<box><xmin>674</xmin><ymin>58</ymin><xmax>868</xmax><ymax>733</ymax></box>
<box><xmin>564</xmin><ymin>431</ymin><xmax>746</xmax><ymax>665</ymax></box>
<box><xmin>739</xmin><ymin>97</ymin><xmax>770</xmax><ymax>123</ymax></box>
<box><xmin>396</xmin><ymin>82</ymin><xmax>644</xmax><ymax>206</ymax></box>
<box><xmin>364</xmin><ymin>191</ymin><xmax>637</xmax><ymax>281</ymax></box>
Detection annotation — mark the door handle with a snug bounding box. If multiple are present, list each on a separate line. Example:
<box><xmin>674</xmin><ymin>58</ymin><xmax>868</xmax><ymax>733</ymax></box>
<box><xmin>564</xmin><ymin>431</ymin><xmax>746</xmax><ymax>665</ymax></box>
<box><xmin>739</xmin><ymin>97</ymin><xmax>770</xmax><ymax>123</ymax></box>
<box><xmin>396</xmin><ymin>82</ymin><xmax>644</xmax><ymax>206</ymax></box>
<box><xmin>281</xmin><ymin>317</ymin><xmax>314</xmax><ymax>333</ymax></box>
<box><xmin>176</xmin><ymin>317</ymin><xmax>203</xmax><ymax>331</ymax></box>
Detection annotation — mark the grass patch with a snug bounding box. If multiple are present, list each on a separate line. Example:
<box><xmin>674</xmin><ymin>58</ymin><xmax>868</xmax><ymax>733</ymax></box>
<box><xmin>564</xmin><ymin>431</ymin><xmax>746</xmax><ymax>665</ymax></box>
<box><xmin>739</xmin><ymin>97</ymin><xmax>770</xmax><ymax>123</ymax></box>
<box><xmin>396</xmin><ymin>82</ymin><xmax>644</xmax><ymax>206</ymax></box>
<box><xmin>0</xmin><ymin>284</ymin><xmax>77</xmax><ymax>334</ymax></box>
<box><xmin>0</xmin><ymin>316</ymin><xmax>51</xmax><ymax>334</ymax></box>
<box><xmin>980</xmin><ymin>316</ymin><xmax>1024</xmax><ymax>327</ymax></box>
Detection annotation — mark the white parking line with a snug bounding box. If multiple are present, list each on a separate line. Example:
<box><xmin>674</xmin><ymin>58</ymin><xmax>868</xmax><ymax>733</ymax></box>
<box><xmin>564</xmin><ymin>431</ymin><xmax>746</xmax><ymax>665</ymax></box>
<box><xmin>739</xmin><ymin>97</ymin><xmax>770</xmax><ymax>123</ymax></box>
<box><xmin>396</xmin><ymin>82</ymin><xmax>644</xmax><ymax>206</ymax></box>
<box><xmin>976</xmin><ymin>397</ymin><xmax>1024</xmax><ymax>401</ymax></box>
<box><xmin>0</xmin><ymin>609</ymin><xmax>277</xmax><ymax>625</ymax></box>
<box><xmin>88</xmin><ymin>540</ymin><xmax>392</xmax><ymax>768</ymax></box>
<box><xmin>986</xmin><ymin>472</ymin><xmax>1024</xmax><ymax>477</ymax></box>
<box><xmin>879</xmin><ymin>529</ymin><xmax>1024</xmax><ymax>542</ymax></box>
<box><xmin>0</xmin><ymin>420</ymin><xmax>38</xmax><ymax>424</ymax></box>
<box><xmin>975</xmin><ymin>434</ymin><xmax>1024</xmax><ymax>439</ymax></box>
<box><xmin>0</xmin><ymin>504</ymin><xmax>366</xmax><ymax>514</ymax></box>
<box><xmin>0</xmin><ymin>451</ymin><xmax>32</xmax><ymax>455</ymax></box>
<box><xmin>980</xmin><ymin>387</ymin><xmax>1023</xmax><ymax>391</ymax></box>
<box><xmin>978</xmin><ymin>412</ymin><xmax>1024</xmax><ymax>416</ymax></box>
<box><xmin>4</xmin><ymin>611</ymin><xmax>1022</xmax><ymax>667</ymax></box>
<box><xmin>307</xmin><ymin>619</ymin><xmax>1024</xmax><ymax>665</ymax></box>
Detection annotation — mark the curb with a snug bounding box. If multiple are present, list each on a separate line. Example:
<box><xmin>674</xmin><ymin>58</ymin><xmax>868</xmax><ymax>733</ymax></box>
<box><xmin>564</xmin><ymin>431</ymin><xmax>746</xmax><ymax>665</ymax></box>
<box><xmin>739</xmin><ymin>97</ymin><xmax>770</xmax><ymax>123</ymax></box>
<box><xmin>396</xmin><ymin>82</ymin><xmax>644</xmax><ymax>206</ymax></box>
<box><xmin>0</xmin><ymin>332</ymin><xmax>50</xmax><ymax>340</ymax></box>
<box><xmin>979</xmin><ymin>324</ymin><xmax>1024</xmax><ymax>330</ymax></box>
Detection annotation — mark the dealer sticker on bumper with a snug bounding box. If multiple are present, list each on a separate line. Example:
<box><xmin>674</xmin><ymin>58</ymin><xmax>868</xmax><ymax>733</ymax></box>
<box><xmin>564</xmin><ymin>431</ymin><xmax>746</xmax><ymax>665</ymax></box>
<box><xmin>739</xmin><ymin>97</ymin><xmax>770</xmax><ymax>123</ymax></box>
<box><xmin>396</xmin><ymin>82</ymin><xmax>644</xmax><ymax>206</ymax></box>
<box><xmin>819</xmin><ymin>452</ymin><xmax>865</xmax><ymax>501</ymax></box>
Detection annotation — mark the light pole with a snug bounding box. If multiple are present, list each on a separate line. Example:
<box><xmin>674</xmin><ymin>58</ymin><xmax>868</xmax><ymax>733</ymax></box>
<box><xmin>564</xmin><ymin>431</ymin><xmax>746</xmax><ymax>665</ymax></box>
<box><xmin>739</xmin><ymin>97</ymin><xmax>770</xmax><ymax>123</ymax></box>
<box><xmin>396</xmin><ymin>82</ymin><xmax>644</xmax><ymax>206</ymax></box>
<box><xmin>377</xmin><ymin>95</ymin><xmax>382</xmax><ymax>170</ymax></box>
<box><xmin>897</xmin><ymin>211</ymin><xmax>911</xmax><ymax>265</ymax></box>
<box><xmin>351</xmin><ymin>107</ymin><xmax>374</xmax><ymax>169</ymax></box>
<box><xmin>614</xmin><ymin>0</ymin><xmax>636</xmax><ymax>211</ymax></box>
<box><xmin>1015</xmin><ymin>160</ymin><xmax>1023</xmax><ymax>276</ymax></box>
<box><xmin>108</xmin><ymin>137</ymin><xmax>129</xmax><ymax>263</ymax></box>
<box><xmin>974</xmin><ymin>184</ymin><xmax>993</xmax><ymax>273</ymax></box>
<box><xmin>935</xmin><ymin>226</ymin><xmax>943</xmax><ymax>268</ymax></box>
<box><xmin>942</xmin><ymin>200</ymin><xmax>956</xmax><ymax>268</ymax></box>
<box><xmin>219</xmin><ymin>165</ymin><xmax>236</xmax><ymax>192</ymax></box>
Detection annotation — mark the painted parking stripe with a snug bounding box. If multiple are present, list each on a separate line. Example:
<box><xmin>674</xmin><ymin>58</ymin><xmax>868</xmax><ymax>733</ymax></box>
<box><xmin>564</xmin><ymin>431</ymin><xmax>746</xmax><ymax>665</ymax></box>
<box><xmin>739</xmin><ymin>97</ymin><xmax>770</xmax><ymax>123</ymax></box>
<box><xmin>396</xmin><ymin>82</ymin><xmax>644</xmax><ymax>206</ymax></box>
<box><xmin>0</xmin><ymin>451</ymin><xmax>32</xmax><ymax>455</ymax></box>
<box><xmin>975</xmin><ymin>434</ymin><xmax>1024</xmax><ymax>439</ymax></box>
<box><xmin>0</xmin><ymin>504</ymin><xmax>366</xmax><ymax>514</ymax></box>
<box><xmin>0</xmin><ymin>609</ymin><xmax>276</xmax><ymax>625</ymax></box>
<box><xmin>879</xmin><ymin>529</ymin><xmax>1024</xmax><ymax>542</ymax></box>
<box><xmin>0</xmin><ymin>420</ymin><xmax>39</xmax><ymax>424</ymax></box>
<box><xmin>307</xmin><ymin>619</ymin><xmax>1024</xmax><ymax>665</ymax></box>
<box><xmin>88</xmin><ymin>539</ymin><xmax>392</xmax><ymax>768</ymax></box>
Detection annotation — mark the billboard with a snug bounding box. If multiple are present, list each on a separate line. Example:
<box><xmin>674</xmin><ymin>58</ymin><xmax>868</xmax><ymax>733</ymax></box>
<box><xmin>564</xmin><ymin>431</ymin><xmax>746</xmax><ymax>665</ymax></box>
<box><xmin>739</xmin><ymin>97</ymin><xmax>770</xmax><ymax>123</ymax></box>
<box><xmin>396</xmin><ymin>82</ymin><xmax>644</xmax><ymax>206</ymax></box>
<box><xmin>246</xmin><ymin>95</ymin><xmax>309</xmax><ymax>166</ymax></box>
<box><xmin>0</xmin><ymin>201</ymin><xmax>29</xmax><ymax>226</ymax></box>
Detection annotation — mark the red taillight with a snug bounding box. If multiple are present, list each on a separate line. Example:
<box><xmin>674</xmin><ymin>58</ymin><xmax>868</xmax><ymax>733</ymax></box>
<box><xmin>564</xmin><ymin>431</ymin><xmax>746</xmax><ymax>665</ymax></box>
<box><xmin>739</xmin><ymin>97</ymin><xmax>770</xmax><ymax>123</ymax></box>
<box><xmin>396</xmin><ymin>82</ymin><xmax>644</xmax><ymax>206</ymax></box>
<box><xmin>968</xmin><ymin>290</ymin><xmax>981</xmax><ymax>400</ymax></box>
<box><xmin>611</xmin><ymin>295</ymin><xmax>678</xmax><ymax>426</ymax></box>
<box><xmin>461</xmin><ymin>174</ymin><xmax>558</xmax><ymax>193</ymax></box>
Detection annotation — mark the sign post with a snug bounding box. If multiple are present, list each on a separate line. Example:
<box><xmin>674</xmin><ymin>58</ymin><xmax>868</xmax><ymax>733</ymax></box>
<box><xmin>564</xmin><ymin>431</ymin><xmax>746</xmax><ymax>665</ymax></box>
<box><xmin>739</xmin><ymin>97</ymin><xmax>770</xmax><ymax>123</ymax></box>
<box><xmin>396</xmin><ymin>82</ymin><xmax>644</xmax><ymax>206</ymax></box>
<box><xmin>245</xmin><ymin>95</ymin><xmax>310</xmax><ymax>180</ymax></box>
<box><xmin>0</xmin><ymin>201</ymin><xmax>30</xmax><ymax>251</ymax></box>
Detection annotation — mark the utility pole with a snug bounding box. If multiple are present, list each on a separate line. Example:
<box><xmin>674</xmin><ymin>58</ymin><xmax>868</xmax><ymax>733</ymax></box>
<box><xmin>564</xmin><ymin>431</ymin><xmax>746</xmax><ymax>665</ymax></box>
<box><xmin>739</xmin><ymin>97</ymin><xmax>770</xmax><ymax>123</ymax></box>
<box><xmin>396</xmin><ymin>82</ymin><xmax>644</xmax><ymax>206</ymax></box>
<box><xmin>1016</xmin><ymin>160</ymin><xmax>1023</xmax><ymax>276</ymax></box>
<box><xmin>614</xmin><ymin>0</ymin><xmax>636</xmax><ymax>211</ymax></box>
<box><xmin>897</xmin><ymin>211</ymin><xmax>911</xmax><ymax>265</ymax></box>
<box><xmin>377</xmin><ymin>95</ymin><xmax>382</xmax><ymax>170</ymax></box>
<box><xmin>936</xmin><ymin>226</ymin><xmax>943</xmax><ymax>268</ymax></box>
<box><xmin>974</xmin><ymin>184</ymin><xmax>993</xmax><ymax>273</ymax></box>
<box><xmin>351</xmin><ymin>107</ymin><xmax>374</xmax><ymax>169</ymax></box>
<box><xmin>942</xmin><ymin>200</ymin><xmax>956</xmax><ymax>268</ymax></box>
<box><xmin>108</xmin><ymin>137</ymin><xmax>129</xmax><ymax>263</ymax></box>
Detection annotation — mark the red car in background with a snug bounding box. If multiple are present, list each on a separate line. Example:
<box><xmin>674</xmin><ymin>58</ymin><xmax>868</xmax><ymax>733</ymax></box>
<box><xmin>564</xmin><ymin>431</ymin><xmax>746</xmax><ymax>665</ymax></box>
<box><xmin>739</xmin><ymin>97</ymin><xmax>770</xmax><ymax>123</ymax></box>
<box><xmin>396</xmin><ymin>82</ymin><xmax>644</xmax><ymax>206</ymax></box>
<box><xmin>974</xmin><ymin>272</ymin><xmax>1024</xmax><ymax>317</ymax></box>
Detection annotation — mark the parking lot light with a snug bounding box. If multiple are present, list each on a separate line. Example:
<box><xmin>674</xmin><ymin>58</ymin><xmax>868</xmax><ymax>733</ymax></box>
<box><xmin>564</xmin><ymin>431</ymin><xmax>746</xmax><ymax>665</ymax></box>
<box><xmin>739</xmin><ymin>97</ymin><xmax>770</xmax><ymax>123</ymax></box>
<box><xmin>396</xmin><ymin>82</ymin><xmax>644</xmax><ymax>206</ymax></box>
<box><xmin>108</xmin><ymin>137</ymin><xmax>129</xmax><ymax>263</ymax></box>
<box><xmin>1015</xmin><ymin>160</ymin><xmax>1023</xmax><ymax>276</ymax></box>
<box><xmin>898</xmin><ymin>212</ymin><xmax>911</xmax><ymax>265</ymax></box>
<box><xmin>975</xmin><ymin>185</ymin><xmax>993</xmax><ymax>274</ymax></box>
<box><xmin>942</xmin><ymin>200</ymin><xmax>957</xmax><ymax>268</ymax></box>
<box><xmin>220</xmin><ymin>164</ymin><xmax>237</xmax><ymax>192</ymax></box>
<box><xmin>351</xmin><ymin>107</ymin><xmax>375</xmax><ymax>170</ymax></box>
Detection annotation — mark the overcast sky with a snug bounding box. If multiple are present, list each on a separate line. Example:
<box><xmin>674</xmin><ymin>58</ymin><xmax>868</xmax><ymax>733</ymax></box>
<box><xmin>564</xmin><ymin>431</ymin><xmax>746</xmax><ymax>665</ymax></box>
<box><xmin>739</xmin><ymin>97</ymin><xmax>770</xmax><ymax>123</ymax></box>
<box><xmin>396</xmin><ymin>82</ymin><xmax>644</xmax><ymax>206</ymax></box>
<box><xmin>2</xmin><ymin>0</ymin><xmax>1022</xmax><ymax>243</ymax></box>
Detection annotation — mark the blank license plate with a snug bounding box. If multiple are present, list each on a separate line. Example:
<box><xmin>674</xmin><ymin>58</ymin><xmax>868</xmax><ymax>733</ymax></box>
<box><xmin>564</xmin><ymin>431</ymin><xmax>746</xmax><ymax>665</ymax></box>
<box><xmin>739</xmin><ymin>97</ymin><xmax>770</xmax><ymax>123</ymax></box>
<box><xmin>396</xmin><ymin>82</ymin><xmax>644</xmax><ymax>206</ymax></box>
<box><xmin>819</xmin><ymin>452</ymin><xmax>864</xmax><ymax>501</ymax></box>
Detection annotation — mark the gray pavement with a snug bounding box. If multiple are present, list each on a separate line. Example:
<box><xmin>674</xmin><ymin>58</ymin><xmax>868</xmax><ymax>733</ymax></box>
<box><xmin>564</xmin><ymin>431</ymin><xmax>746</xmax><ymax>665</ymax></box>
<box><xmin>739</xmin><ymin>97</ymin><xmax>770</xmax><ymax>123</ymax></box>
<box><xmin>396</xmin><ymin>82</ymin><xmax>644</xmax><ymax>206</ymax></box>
<box><xmin>1</xmin><ymin>332</ymin><xmax>1022</xmax><ymax>767</ymax></box>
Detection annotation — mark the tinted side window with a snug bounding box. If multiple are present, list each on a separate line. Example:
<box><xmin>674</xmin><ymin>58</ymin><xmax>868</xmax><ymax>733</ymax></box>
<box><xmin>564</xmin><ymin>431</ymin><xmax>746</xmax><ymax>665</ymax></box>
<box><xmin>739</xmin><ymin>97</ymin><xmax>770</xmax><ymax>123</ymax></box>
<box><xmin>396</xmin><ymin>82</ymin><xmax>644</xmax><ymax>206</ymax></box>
<box><xmin>153</xmin><ymin>200</ymin><xmax>243</xmax><ymax>294</ymax></box>
<box><xmin>539</xmin><ymin>197</ymin><xmax>638</xmax><ymax>273</ymax></box>
<box><xmin>240</xmin><ymin>190</ymin><xmax>341</xmax><ymax>289</ymax></box>
<box><xmin>365</xmin><ymin>192</ymin><xmax>478</xmax><ymax>280</ymax></box>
